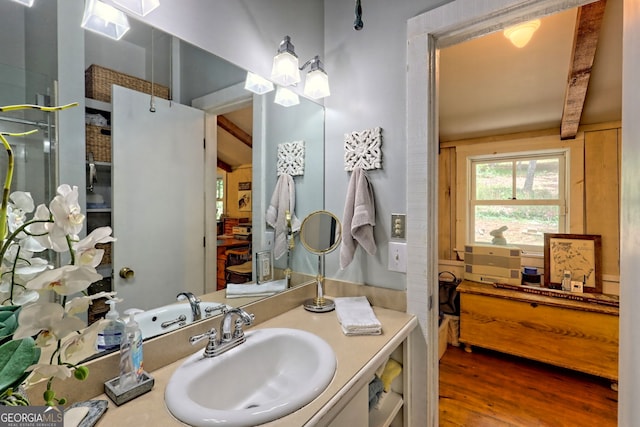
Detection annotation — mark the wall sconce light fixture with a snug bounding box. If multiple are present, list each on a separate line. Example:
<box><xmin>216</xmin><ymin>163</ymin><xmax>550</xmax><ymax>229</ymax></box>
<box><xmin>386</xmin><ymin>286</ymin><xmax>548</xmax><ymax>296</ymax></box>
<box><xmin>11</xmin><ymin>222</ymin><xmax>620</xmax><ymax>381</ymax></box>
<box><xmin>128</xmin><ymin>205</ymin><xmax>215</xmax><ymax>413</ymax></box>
<box><xmin>112</xmin><ymin>0</ymin><xmax>160</xmax><ymax>17</ymax></box>
<box><xmin>81</xmin><ymin>0</ymin><xmax>130</xmax><ymax>41</ymax></box>
<box><xmin>270</xmin><ymin>35</ymin><xmax>330</xmax><ymax>101</ymax></box>
<box><xmin>244</xmin><ymin>72</ymin><xmax>274</xmax><ymax>95</ymax></box>
<box><xmin>503</xmin><ymin>19</ymin><xmax>541</xmax><ymax>48</ymax></box>
<box><xmin>274</xmin><ymin>86</ymin><xmax>300</xmax><ymax>107</ymax></box>
<box><xmin>271</xmin><ymin>36</ymin><xmax>301</xmax><ymax>87</ymax></box>
<box><xmin>10</xmin><ymin>0</ymin><xmax>35</xmax><ymax>7</ymax></box>
<box><xmin>301</xmin><ymin>56</ymin><xmax>330</xmax><ymax>99</ymax></box>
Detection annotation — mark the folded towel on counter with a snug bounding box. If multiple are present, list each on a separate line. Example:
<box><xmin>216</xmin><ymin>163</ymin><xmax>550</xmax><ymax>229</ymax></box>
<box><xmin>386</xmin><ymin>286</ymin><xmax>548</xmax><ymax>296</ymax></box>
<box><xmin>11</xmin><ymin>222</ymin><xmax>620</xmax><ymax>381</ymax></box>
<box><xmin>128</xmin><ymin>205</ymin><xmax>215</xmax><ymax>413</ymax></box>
<box><xmin>334</xmin><ymin>296</ymin><xmax>382</xmax><ymax>335</ymax></box>
<box><xmin>340</xmin><ymin>167</ymin><xmax>377</xmax><ymax>269</ymax></box>
<box><xmin>225</xmin><ymin>279</ymin><xmax>288</xmax><ymax>299</ymax></box>
<box><xmin>266</xmin><ymin>173</ymin><xmax>301</xmax><ymax>260</ymax></box>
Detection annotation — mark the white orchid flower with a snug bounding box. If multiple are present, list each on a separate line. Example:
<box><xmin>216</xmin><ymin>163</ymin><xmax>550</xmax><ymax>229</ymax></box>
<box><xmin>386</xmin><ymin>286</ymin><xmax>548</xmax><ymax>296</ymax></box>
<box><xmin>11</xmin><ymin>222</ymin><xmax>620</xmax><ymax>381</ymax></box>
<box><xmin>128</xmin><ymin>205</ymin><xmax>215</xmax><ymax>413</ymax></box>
<box><xmin>2</xmin><ymin>244</ymin><xmax>51</xmax><ymax>282</ymax></box>
<box><xmin>73</xmin><ymin>227</ymin><xmax>115</xmax><ymax>267</ymax></box>
<box><xmin>9</xmin><ymin>191</ymin><xmax>35</xmax><ymax>213</ymax></box>
<box><xmin>49</xmin><ymin>185</ymin><xmax>85</xmax><ymax>237</ymax></box>
<box><xmin>25</xmin><ymin>204</ymin><xmax>61</xmax><ymax>251</ymax></box>
<box><xmin>60</xmin><ymin>319</ymin><xmax>109</xmax><ymax>364</ymax></box>
<box><xmin>13</xmin><ymin>257</ymin><xmax>51</xmax><ymax>283</ymax></box>
<box><xmin>26</xmin><ymin>364</ymin><xmax>72</xmax><ymax>383</ymax></box>
<box><xmin>65</xmin><ymin>291</ymin><xmax>117</xmax><ymax>316</ymax></box>
<box><xmin>0</xmin><ymin>280</ymin><xmax>39</xmax><ymax>306</ymax></box>
<box><xmin>13</xmin><ymin>302</ymin><xmax>86</xmax><ymax>347</ymax></box>
<box><xmin>7</xmin><ymin>191</ymin><xmax>35</xmax><ymax>238</ymax></box>
<box><xmin>25</xmin><ymin>265</ymin><xmax>102</xmax><ymax>296</ymax></box>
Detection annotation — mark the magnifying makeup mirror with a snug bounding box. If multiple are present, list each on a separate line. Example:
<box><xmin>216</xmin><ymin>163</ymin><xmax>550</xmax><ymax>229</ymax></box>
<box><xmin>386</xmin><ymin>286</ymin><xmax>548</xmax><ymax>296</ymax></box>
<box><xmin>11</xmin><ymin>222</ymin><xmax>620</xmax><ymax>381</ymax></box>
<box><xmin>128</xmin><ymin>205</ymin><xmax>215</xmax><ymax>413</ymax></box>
<box><xmin>299</xmin><ymin>210</ymin><xmax>342</xmax><ymax>312</ymax></box>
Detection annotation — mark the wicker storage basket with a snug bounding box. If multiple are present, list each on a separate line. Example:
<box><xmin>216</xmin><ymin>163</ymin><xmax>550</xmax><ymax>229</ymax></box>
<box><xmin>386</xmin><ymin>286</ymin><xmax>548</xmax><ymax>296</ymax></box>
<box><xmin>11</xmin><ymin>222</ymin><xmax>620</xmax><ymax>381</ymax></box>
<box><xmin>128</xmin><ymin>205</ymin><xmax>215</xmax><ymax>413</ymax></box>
<box><xmin>96</xmin><ymin>242</ymin><xmax>112</xmax><ymax>266</ymax></box>
<box><xmin>85</xmin><ymin>64</ymin><xmax>170</xmax><ymax>103</ymax></box>
<box><xmin>85</xmin><ymin>124</ymin><xmax>111</xmax><ymax>162</ymax></box>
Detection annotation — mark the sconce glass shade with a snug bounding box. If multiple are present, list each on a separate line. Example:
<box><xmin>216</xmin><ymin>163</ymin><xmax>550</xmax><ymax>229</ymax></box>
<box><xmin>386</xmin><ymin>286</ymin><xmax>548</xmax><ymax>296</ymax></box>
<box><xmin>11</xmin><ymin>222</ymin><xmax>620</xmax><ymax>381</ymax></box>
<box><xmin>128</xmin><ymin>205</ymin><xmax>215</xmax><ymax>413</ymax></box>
<box><xmin>244</xmin><ymin>72</ymin><xmax>274</xmax><ymax>95</ymax></box>
<box><xmin>9</xmin><ymin>0</ymin><xmax>35</xmax><ymax>6</ymax></box>
<box><xmin>303</xmin><ymin>57</ymin><xmax>330</xmax><ymax>99</ymax></box>
<box><xmin>274</xmin><ymin>86</ymin><xmax>300</xmax><ymax>107</ymax></box>
<box><xmin>503</xmin><ymin>19</ymin><xmax>541</xmax><ymax>48</ymax></box>
<box><xmin>81</xmin><ymin>0</ymin><xmax>130</xmax><ymax>41</ymax></box>
<box><xmin>271</xmin><ymin>36</ymin><xmax>301</xmax><ymax>87</ymax></box>
<box><xmin>271</xmin><ymin>52</ymin><xmax>301</xmax><ymax>86</ymax></box>
<box><xmin>112</xmin><ymin>0</ymin><xmax>160</xmax><ymax>17</ymax></box>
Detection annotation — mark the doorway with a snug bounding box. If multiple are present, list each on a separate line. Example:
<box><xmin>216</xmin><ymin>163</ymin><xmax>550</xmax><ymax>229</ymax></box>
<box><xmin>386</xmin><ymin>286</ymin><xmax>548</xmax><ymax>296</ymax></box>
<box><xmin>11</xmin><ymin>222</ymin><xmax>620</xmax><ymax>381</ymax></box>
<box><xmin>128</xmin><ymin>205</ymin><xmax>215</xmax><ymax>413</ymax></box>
<box><xmin>405</xmin><ymin>0</ymin><xmax>626</xmax><ymax>425</ymax></box>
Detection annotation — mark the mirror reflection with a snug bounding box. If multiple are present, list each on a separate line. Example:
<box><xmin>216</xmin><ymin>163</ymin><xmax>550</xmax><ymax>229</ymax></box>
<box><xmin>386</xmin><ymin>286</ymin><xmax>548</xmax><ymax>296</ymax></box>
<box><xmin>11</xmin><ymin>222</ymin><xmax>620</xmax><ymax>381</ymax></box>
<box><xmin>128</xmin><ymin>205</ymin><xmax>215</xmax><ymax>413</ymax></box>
<box><xmin>0</xmin><ymin>1</ymin><xmax>324</xmax><ymax>354</ymax></box>
<box><xmin>299</xmin><ymin>211</ymin><xmax>342</xmax><ymax>313</ymax></box>
<box><xmin>300</xmin><ymin>211</ymin><xmax>342</xmax><ymax>254</ymax></box>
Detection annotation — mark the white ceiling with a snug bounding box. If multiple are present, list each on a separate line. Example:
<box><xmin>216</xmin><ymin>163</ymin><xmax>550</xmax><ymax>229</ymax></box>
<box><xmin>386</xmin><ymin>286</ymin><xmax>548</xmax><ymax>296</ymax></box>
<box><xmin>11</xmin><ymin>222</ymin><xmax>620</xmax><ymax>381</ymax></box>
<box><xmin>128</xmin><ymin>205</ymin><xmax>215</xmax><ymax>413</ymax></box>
<box><xmin>438</xmin><ymin>0</ymin><xmax>622</xmax><ymax>142</ymax></box>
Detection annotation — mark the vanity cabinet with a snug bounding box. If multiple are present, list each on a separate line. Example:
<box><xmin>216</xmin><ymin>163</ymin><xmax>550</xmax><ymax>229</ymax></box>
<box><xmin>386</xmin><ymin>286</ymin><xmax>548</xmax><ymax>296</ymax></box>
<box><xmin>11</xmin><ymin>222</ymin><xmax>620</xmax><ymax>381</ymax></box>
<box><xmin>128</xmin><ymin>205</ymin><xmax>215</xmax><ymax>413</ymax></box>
<box><xmin>328</xmin><ymin>342</ymin><xmax>406</xmax><ymax>427</ymax></box>
<box><xmin>458</xmin><ymin>280</ymin><xmax>619</xmax><ymax>381</ymax></box>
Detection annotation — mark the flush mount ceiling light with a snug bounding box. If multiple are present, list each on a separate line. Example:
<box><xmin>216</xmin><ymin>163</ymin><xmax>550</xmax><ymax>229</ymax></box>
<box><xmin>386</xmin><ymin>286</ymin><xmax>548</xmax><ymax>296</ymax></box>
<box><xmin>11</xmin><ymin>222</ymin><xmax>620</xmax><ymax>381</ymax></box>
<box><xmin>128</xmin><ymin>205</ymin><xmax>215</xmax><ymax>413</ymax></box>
<box><xmin>9</xmin><ymin>0</ymin><xmax>35</xmax><ymax>6</ymax></box>
<box><xmin>112</xmin><ymin>0</ymin><xmax>160</xmax><ymax>17</ymax></box>
<box><xmin>271</xmin><ymin>35</ymin><xmax>331</xmax><ymax>100</ymax></box>
<box><xmin>244</xmin><ymin>72</ymin><xmax>275</xmax><ymax>95</ymax></box>
<box><xmin>503</xmin><ymin>19</ymin><xmax>541</xmax><ymax>48</ymax></box>
<box><xmin>274</xmin><ymin>86</ymin><xmax>300</xmax><ymax>107</ymax></box>
<box><xmin>81</xmin><ymin>0</ymin><xmax>130</xmax><ymax>41</ymax></box>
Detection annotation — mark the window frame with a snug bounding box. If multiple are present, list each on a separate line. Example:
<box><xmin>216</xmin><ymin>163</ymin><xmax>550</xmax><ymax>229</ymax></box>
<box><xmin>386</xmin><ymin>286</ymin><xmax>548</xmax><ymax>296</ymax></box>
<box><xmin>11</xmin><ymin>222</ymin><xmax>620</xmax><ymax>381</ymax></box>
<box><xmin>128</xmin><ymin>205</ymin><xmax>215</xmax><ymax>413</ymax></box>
<box><xmin>216</xmin><ymin>175</ymin><xmax>225</xmax><ymax>221</ymax></box>
<box><xmin>454</xmin><ymin>133</ymin><xmax>585</xmax><ymax>257</ymax></box>
<box><xmin>468</xmin><ymin>150</ymin><xmax>568</xmax><ymax>253</ymax></box>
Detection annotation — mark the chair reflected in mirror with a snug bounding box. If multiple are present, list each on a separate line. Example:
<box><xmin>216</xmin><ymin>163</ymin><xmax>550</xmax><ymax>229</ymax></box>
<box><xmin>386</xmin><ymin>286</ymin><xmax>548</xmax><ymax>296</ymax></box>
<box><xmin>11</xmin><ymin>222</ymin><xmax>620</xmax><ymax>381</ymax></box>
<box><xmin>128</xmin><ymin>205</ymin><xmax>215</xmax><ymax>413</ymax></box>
<box><xmin>225</xmin><ymin>247</ymin><xmax>252</xmax><ymax>284</ymax></box>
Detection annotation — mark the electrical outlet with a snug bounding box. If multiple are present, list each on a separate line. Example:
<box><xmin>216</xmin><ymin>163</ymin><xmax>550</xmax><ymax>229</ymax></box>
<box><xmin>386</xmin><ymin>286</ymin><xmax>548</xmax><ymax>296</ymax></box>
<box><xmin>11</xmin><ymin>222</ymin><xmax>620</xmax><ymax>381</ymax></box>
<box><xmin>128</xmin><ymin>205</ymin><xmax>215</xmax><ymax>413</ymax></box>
<box><xmin>388</xmin><ymin>242</ymin><xmax>407</xmax><ymax>272</ymax></box>
<box><xmin>391</xmin><ymin>214</ymin><xmax>406</xmax><ymax>239</ymax></box>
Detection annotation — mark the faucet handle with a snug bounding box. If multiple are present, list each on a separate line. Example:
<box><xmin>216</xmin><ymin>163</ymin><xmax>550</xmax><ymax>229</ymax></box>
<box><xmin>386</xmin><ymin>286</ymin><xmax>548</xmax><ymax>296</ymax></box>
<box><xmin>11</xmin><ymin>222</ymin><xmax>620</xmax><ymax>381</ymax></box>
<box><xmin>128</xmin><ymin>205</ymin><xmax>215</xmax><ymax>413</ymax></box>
<box><xmin>189</xmin><ymin>328</ymin><xmax>217</xmax><ymax>345</ymax></box>
<box><xmin>232</xmin><ymin>315</ymin><xmax>254</xmax><ymax>339</ymax></box>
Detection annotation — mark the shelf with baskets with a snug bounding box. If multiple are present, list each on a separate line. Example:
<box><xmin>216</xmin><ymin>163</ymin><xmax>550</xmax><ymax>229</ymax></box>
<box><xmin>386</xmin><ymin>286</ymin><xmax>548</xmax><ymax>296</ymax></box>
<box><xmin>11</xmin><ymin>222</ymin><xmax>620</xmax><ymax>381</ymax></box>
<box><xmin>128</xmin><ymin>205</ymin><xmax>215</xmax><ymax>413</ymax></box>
<box><xmin>85</xmin><ymin>97</ymin><xmax>113</xmax><ymax>324</ymax></box>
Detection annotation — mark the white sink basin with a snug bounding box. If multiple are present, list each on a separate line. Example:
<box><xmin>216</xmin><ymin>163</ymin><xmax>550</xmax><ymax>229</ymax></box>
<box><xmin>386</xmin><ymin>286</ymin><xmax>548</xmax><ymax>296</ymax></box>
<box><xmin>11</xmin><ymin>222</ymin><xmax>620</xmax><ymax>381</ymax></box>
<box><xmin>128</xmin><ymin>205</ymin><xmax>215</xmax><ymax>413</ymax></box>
<box><xmin>136</xmin><ymin>302</ymin><xmax>228</xmax><ymax>339</ymax></box>
<box><xmin>164</xmin><ymin>328</ymin><xmax>336</xmax><ymax>427</ymax></box>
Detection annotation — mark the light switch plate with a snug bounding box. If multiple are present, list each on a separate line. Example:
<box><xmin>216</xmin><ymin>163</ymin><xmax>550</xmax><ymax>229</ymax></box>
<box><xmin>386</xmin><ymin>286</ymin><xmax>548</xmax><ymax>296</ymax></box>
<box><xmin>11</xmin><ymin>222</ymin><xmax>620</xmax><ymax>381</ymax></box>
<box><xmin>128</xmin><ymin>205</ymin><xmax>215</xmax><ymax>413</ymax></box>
<box><xmin>388</xmin><ymin>242</ymin><xmax>407</xmax><ymax>272</ymax></box>
<box><xmin>264</xmin><ymin>230</ymin><xmax>274</xmax><ymax>250</ymax></box>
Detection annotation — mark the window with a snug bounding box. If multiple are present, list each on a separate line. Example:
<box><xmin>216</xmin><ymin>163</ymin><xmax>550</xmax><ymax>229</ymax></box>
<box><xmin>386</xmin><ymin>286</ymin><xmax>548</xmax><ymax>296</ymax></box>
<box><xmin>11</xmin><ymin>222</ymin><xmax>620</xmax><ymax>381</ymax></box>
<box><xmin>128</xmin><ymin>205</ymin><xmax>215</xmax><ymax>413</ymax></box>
<box><xmin>469</xmin><ymin>151</ymin><xmax>567</xmax><ymax>253</ymax></box>
<box><xmin>216</xmin><ymin>177</ymin><xmax>224</xmax><ymax>221</ymax></box>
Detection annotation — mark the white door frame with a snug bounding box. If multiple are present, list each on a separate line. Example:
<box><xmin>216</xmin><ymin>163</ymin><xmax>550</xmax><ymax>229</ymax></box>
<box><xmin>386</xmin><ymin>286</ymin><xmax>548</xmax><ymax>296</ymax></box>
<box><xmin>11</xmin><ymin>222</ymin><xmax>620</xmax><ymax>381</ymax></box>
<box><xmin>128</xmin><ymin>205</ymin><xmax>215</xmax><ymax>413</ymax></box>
<box><xmin>191</xmin><ymin>83</ymin><xmax>253</xmax><ymax>294</ymax></box>
<box><xmin>405</xmin><ymin>1</ymin><xmax>623</xmax><ymax>425</ymax></box>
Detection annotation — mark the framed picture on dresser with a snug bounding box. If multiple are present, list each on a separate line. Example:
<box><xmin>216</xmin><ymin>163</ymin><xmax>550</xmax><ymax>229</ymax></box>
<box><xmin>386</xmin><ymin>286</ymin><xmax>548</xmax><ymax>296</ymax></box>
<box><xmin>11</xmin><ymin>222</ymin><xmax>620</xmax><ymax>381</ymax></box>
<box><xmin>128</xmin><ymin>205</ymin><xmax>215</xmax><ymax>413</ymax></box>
<box><xmin>543</xmin><ymin>233</ymin><xmax>602</xmax><ymax>293</ymax></box>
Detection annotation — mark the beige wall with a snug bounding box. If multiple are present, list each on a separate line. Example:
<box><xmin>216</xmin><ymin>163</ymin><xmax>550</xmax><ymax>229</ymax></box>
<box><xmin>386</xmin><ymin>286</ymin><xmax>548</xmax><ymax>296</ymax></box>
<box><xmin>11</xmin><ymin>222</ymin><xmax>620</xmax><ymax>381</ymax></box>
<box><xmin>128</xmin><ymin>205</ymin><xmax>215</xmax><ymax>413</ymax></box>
<box><xmin>438</xmin><ymin>123</ymin><xmax>621</xmax><ymax>294</ymax></box>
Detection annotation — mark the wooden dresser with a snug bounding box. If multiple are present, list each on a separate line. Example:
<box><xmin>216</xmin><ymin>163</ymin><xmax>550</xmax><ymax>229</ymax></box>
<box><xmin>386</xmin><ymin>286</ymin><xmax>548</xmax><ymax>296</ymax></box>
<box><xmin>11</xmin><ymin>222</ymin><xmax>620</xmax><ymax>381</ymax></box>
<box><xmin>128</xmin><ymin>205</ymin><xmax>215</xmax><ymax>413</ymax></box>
<box><xmin>458</xmin><ymin>280</ymin><xmax>619</xmax><ymax>382</ymax></box>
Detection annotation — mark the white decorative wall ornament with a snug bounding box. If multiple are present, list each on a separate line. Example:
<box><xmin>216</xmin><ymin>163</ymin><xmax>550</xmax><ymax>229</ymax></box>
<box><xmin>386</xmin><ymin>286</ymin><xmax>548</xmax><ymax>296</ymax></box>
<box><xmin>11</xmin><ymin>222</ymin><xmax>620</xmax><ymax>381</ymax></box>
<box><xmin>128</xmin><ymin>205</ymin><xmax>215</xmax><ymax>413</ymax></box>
<box><xmin>277</xmin><ymin>140</ymin><xmax>305</xmax><ymax>176</ymax></box>
<box><xmin>344</xmin><ymin>127</ymin><xmax>382</xmax><ymax>171</ymax></box>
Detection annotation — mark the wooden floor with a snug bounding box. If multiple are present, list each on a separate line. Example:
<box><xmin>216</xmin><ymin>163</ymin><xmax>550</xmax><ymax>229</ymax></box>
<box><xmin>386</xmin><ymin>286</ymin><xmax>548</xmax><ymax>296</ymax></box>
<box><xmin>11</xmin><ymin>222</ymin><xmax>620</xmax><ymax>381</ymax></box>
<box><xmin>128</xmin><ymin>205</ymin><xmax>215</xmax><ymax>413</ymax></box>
<box><xmin>439</xmin><ymin>345</ymin><xmax>618</xmax><ymax>426</ymax></box>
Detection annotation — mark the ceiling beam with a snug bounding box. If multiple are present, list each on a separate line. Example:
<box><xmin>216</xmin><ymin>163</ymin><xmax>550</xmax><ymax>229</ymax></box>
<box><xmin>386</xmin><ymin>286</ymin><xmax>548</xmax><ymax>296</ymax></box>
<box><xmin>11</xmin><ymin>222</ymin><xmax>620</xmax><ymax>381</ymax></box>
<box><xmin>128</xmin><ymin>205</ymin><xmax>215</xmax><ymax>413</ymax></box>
<box><xmin>217</xmin><ymin>115</ymin><xmax>252</xmax><ymax>148</ymax></box>
<box><xmin>217</xmin><ymin>159</ymin><xmax>232</xmax><ymax>173</ymax></box>
<box><xmin>560</xmin><ymin>0</ymin><xmax>607</xmax><ymax>140</ymax></box>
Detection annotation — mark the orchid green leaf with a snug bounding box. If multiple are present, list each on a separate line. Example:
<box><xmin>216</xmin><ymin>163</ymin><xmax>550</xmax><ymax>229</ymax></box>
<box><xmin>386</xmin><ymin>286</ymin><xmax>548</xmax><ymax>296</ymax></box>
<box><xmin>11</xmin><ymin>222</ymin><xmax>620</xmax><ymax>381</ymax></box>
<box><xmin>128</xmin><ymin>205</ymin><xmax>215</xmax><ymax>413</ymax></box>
<box><xmin>0</xmin><ymin>337</ymin><xmax>41</xmax><ymax>394</ymax></box>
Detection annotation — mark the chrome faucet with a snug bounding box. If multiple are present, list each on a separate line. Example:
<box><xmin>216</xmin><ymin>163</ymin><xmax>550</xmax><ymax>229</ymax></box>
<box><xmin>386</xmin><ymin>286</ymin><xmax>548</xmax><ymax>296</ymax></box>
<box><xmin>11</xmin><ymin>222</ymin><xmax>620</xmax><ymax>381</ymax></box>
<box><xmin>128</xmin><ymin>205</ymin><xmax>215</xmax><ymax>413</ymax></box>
<box><xmin>188</xmin><ymin>307</ymin><xmax>255</xmax><ymax>358</ymax></box>
<box><xmin>177</xmin><ymin>292</ymin><xmax>202</xmax><ymax>322</ymax></box>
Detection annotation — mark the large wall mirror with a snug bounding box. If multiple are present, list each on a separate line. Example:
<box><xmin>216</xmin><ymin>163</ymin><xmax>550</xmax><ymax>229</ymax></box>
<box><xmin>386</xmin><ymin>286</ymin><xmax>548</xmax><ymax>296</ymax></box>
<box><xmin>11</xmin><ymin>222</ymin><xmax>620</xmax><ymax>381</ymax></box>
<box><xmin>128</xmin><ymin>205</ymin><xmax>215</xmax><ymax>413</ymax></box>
<box><xmin>0</xmin><ymin>1</ymin><xmax>324</xmax><ymax>352</ymax></box>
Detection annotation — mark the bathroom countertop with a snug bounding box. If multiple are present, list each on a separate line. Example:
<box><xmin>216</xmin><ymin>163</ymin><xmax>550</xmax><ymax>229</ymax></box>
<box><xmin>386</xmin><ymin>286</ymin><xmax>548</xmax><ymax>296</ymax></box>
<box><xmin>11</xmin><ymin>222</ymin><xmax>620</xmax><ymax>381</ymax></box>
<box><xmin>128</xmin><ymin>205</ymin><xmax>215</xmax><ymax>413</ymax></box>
<box><xmin>90</xmin><ymin>303</ymin><xmax>417</xmax><ymax>426</ymax></box>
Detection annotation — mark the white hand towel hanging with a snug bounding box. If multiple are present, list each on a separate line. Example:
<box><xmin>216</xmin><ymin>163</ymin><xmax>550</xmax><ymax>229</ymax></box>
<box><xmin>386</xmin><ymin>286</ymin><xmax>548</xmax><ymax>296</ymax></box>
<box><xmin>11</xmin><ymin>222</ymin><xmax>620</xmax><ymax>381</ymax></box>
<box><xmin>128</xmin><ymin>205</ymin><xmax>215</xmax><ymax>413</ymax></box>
<box><xmin>266</xmin><ymin>173</ymin><xmax>300</xmax><ymax>259</ymax></box>
<box><xmin>340</xmin><ymin>167</ymin><xmax>377</xmax><ymax>269</ymax></box>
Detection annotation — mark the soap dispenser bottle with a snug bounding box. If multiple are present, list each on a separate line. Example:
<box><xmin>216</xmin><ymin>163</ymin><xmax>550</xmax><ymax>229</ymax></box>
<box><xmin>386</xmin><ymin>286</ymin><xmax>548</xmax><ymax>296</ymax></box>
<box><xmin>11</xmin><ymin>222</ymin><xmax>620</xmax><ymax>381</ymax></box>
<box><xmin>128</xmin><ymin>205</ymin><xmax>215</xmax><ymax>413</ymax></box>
<box><xmin>96</xmin><ymin>300</ymin><xmax>125</xmax><ymax>352</ymax></box>
<box><xmin>119</xmin><ymin>309</ymin><xmax>144</xmax><ymax>391</ymax></box>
